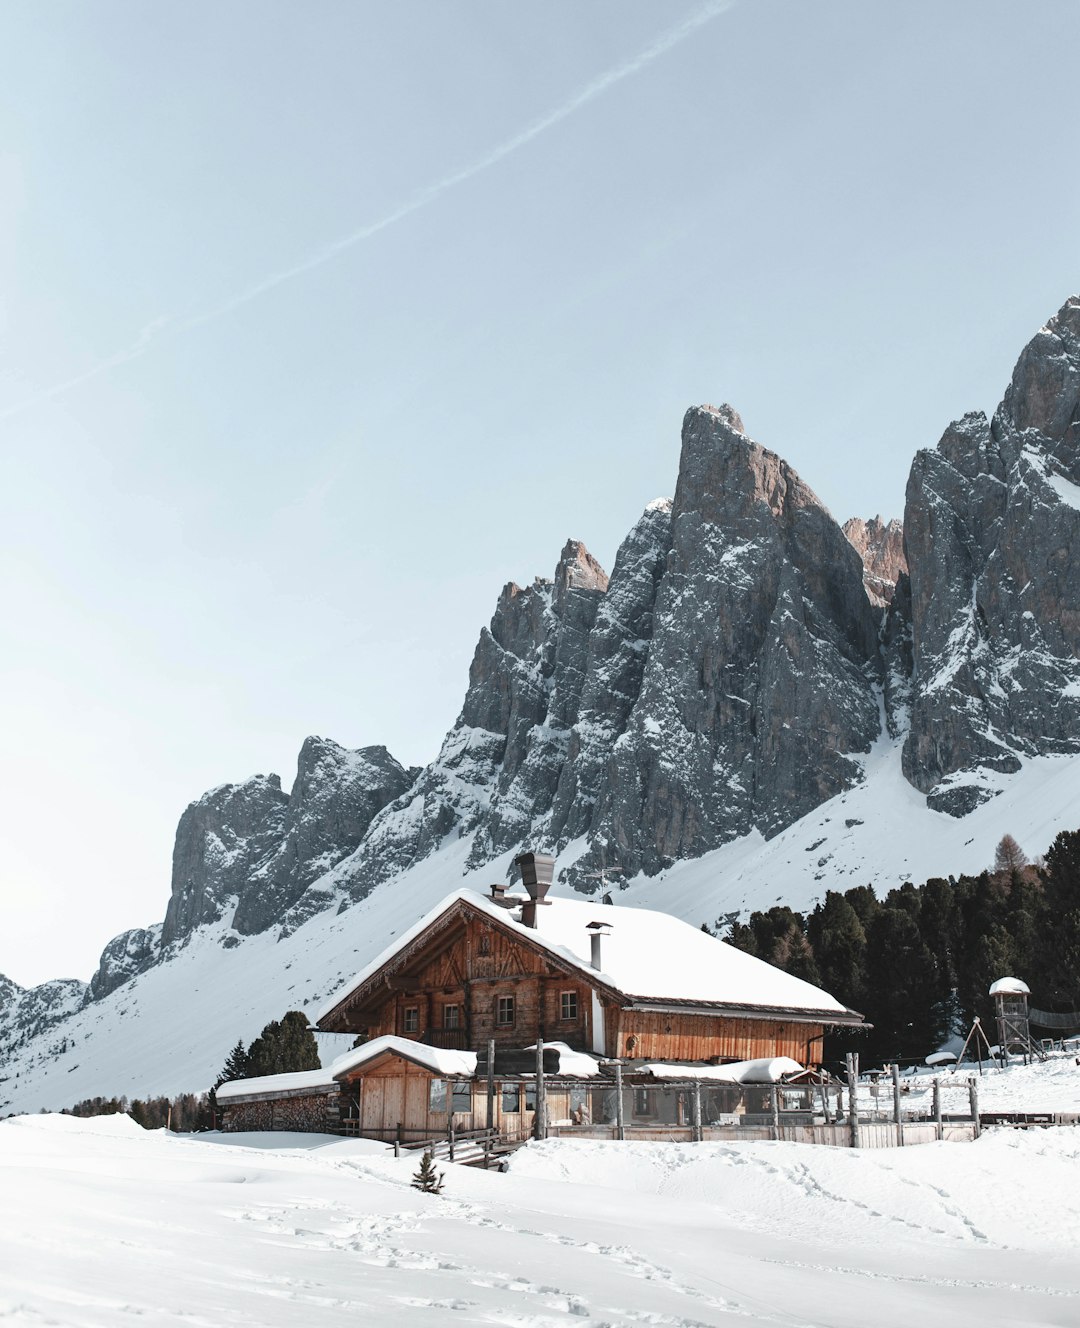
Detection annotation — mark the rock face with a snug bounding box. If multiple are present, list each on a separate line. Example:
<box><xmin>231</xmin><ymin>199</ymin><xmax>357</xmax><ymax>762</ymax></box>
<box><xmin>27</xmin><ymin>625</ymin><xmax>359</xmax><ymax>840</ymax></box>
<box><xmin>160</xmin><ymin>740</ymin><xmax>415</xmax><ymax>947</ymax></box>
<box><xmin>161</xmin><ymin>774</ymin><xmax>290</xmax><ymax>948</ymax></box>
<box><xmin>339</xmin><ymin>541</ymin><xmax>611</xmax><ymax>898</ymax></box>
<box><xmin>0</xmin><ymin>974</ymin><xmax>87</xmax><ymax>1055</ymax></box>
<box><xmin>843</xmin><ymin>517</ymin><xmax>907</xmax><ymax>608</ymax></box>
<box><xmin>901</xmin><ymin>296</ymin><xmax>1080</xmax><ymax>812</ymax></box>
<box><xmin>545</xmin><ymin>499</ymin><xmax>674</xmax><ymax>849</ymax></box>
<box><xmin>233</xmin><ymin>740</ymin><xmax>418</xmax><ymax>935</ymax></box>
<box><xmin>341</xmin><ymin>406</ymin><xmax>884</xmax><ymax>892</ymax></box>
<box><xmin>573</xmin><ymin>406</ymin><xmax>882</xmax><ymax>877</ymax></box>
<box><xmin>88</xmin><ymin>925</ymin><xmax>163</xmax><ymax>1001</ymax></box>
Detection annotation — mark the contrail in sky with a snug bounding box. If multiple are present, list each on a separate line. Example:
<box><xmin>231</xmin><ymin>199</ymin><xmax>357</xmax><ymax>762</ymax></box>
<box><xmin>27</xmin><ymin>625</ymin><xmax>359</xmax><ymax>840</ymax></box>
<box><xmin>0</xmin><ymin>1</ymin><xmax>736</xmax><ymax>422</ymax></box>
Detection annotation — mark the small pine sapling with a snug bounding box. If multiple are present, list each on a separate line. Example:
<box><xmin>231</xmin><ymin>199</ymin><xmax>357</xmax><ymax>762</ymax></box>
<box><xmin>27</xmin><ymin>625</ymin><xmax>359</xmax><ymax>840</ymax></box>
<box><xmin>411</xmin><ymin>1149</ymin><xmax>445</xmax><ymax>1194</ymax></box>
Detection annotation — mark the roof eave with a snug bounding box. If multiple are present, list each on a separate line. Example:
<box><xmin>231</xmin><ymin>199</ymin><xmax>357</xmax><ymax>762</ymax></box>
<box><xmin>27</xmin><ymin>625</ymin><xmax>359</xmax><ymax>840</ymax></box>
<box><xmin>624</xmin><ymin>997</ymin><xmax>866</xmax><ymax>1027</ymax></box>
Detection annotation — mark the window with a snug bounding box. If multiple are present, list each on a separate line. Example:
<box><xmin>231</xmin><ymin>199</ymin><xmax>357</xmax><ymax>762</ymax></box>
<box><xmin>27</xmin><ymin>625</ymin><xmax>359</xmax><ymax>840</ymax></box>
<box><xmin>429</xmin><ymin>1079</ymin><xmax>447</xmax><ymax>1113</ymax></box>
<box><xmin>451</xmin><ymin>1081</ymin><xmax>471</xmax><ymax>1113</ymax></box>
<box><xmin>560</xmin><ymin>991</ymin><xmax>578</xmax><ymax>1021</ymax></box>
<box><xmin>403</xmin><ymin>1006</ymin><xmax>419</xmax><ymax>1033</ymax></box>
<box><xmin>496</xmin><ymin>995</ymin><xmax>515</xmax><ymax>1027</ymax></box>
<box><xmin>443</xmin><ymin>1004</ymin><xmax>461</xmax><ymax>1030</ymax></box>
<box><xmin>502</xmin><ymin>1083</ymin><xmax>537</xmax><ymax>1113</ymax></box>
<box><xmin>633</xmin><ymin>1088</ymin><xmax>656</xmax><ymax>1118</ymax></box>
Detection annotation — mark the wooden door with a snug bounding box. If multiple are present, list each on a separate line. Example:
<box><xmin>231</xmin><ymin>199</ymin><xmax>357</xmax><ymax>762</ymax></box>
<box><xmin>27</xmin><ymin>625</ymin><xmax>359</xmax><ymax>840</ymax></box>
<box><xmin>377</xmin><ymin>1076</ymin><xmax>405</xmax><ymax>1134</ymax></box>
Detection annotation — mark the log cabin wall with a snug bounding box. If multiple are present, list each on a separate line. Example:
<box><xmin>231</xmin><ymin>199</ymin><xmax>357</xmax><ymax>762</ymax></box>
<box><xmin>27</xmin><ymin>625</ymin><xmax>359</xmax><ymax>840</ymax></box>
<box><xmin>221</xmin><ymin>1090</ymin><xmax>339</xmax><ymax>1133</ymax></box>
<box><xmin>609</xmin><ymin>1011</ymin><xmax>825</xmax><ymax>1065</ymax></box>
<box><xmin>347</xmin><ymin>915</ymin><xmax>595</xmax><ymax>1052</ymax></box>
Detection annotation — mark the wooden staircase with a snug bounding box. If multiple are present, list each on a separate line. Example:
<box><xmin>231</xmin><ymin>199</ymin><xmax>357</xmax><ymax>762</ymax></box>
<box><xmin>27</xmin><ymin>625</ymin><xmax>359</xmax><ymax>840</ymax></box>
<box><xmin>400</xmin><ymin>1127</ymin><xmax>524</xmax><ymax>1170</ymax></box>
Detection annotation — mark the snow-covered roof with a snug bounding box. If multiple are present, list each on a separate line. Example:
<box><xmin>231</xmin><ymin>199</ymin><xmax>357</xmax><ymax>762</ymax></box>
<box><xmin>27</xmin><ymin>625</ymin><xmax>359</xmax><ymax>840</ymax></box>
<box><xmin>635</xmin><ymin>1056</ymin><xmax>804</xmax><ymax>1084</ymax></box>
<box><xmin>216</xmin><ymin>1066</ymin><xmax>336</xmax><ymax>1101</ymax></box>
<box><xmin>327</xmin><ymin>1035</ymin><xmax>477</xmax><ymax>1080</ymax></box>
<box><xmin>525</xmin><ymin>1042</ymin><xmax>602</xmax><ymax>1078</ymax></box>
<box><xmin>989</xmin><ymin>977</ymin><xmax>1031</xmax><ymax>996</ymax></box>
<box><xmin>217</xmin><ymin>1035</ymin><xmax>478</xmax><ymax>1101</ymax></box>
<box><xmin>317</xmin><ymin>888</ymin><xmax>859</xmax><ymax>1024</ymax></box>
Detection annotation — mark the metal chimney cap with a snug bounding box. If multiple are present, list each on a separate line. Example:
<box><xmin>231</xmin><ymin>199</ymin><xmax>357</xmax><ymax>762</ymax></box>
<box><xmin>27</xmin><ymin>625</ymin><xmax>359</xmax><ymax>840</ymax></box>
<box><xmin>515</xmin><ymin>851</ymin><xmax>555</xmax><ymax>898</ymax></box>
<box><xmin>585</xmin><ymin>920</ymin><xmax>613</xmax><ymax>932</ymax></box>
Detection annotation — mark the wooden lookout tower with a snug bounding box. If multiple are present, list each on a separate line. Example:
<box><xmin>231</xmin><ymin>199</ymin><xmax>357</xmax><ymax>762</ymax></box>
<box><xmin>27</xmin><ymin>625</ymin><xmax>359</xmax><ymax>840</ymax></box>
<box><xmin>989</xmin><ymin>977</ymin><xmax>1043</xmax><ymax>1062</ymax></box>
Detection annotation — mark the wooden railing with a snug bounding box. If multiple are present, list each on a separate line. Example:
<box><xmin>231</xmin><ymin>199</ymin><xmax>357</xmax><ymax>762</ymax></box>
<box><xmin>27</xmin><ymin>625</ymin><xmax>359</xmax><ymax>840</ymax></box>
<box><xmin>420</xmin><ymin>1028</ymin><xmax>470</xmax><ymax>1049</ymax></box>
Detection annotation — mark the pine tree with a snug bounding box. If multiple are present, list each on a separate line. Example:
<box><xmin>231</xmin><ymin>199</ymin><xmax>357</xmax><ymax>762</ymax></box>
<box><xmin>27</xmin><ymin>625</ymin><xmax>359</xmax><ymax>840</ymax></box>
<box><xmin>411</xmin><ymin>1150</ymin><xmax>445</xmax><ymax>1194</ymax></box>
<box><xmin>1042</xmin><ymin>830</ymin><xmax>1080</xmax><ymax>1008</ymax></box>
<box><xmin>807</xmin><ymin>892</ymin><xmax>867</xmax><ymax>1009</ymax></box>
<box><xmin>862</xmin><ymin>907</ymin><xmax>948</xmax><ymax>1062</ymax></box>
<box><xmin>245</xmin><ymin>1011</ymin><xmax>321</xmax><ymax>1078</ymax></box>
<box><xmin>216</xmin><ymin>1040</ymin><xmax>251</xmax><ymax>1087</ymax></box>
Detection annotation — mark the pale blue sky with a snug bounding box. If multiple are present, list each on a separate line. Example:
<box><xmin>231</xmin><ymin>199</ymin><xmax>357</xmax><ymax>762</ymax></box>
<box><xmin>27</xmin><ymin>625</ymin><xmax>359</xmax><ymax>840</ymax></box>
<box><xmin>3</xmin><ymin>1</ymin><xmax>1079</xmax><ymax>985</ymax></box>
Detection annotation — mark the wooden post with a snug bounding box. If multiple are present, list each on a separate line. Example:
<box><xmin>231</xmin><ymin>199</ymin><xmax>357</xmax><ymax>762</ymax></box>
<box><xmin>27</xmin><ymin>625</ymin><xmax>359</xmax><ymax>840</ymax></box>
<box><xmin>614</xmin><ymin>1062</ymin><xmax>625</xmax><ymax>1141</ymax></box>
<box><xmin>933</xmin><ymin>1077</ymin><xmax>943</xmax><ymax>1141</ymax></box>
<box><xmin>534</xmin><ymin>1037</ymin><xmax>547</xmax><ymax>1141</ymax></box>
<box><xmin>448</xmin><ymin>1118</ymin><xmax>455</xmax><ymax>1162</ymax></box>
<box><xmin>968</xmin><ymin>1076</ymin><xmax>980</xmax><ymax>1139</ymax></box>
<box><xmin>846</xmin><ymin>1052</ymin><xmax>860</xmax><ymax>1149</ymax></box>
<box><xmin>769</xmin><ymin>1085</ymin><xmax>780</xmax><ymax>1141</ymax></box>
<box><xmin>891</xmin><ymin>1062</ymin><xmax>904</xmax><ymax>1146</ymax></box>
<box><xmin>486</xmin><ymin>1037</ymin><xmax>496</xmax><ymax>1132</ymax></box>
<box><xmin>692</xmin><ymin>1081</ymin><xmax>702</xmax><ymax>1143</ymax></box>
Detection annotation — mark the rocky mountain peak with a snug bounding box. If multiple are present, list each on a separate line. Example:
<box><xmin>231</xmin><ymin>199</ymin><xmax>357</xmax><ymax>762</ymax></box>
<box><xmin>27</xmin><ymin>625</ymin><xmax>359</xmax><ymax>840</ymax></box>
<box><xmin>843</xmin><ymin>516</ymin><xmax>907</xmax><ymax>608</ymax></box>
<box><xmin>901</xmin><ymin>297</ymin><xmax>1080</xmax><ymax>812</ymax></box>
<box><xmin>160</xmin><ymin>742</ymin><xmax>414</xmax><ymax>949</ymax></box>
<box><xmin>997</xmin><ymin>294</ymin><xmax>1080</xmax><ymax>465</ymax></box>
<box><xmin>692</xmin><ymin>402</ymin><xmax>746</xmax><ymax>435</ymax></box>
<box><xmin>568</xmin><ymin>406</ymin><xmax>882</xmax><ymax>881</ymax></box>
<box><xmin>555</xmin><ymin>539</ymin><xmax>609</xmax><ymax>595</ymax></box>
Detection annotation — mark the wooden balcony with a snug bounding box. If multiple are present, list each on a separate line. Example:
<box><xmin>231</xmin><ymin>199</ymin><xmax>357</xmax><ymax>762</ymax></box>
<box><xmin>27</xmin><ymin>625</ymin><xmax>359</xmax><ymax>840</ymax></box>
<box><xmin>420</xmin><ymin>1028</ymin><xmax>470</xmax><ymax>1050</ymax></box>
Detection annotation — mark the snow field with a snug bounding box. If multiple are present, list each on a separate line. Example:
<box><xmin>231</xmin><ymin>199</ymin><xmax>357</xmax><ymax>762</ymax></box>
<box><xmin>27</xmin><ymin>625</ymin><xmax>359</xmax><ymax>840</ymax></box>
<box><xmin>3</xmin><ymin>1114</ymin><xmax>1080</xmax><ymax>1326</ymax></box>
<box><xmin>904</xmin><ymin>1049</ymin><xmax>1080</xmax><ymax>1116</ymax></box>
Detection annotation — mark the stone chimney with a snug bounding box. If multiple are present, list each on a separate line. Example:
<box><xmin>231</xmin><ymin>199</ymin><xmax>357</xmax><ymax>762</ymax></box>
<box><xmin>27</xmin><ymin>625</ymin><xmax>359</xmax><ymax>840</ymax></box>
<box><xmin>516</xmin><ymin>851</ymin><xmax>555</xmax><ymax>928</ymax></box>
<box><xmin>586</xmin><ymin>920</ymin><xmax>612</xmax><ymax>970</ymax></box>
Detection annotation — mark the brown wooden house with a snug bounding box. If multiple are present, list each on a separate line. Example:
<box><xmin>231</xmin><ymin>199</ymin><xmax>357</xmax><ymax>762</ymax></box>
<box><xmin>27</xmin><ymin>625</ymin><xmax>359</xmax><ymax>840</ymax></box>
<box><xmin>218</xmin><ymin>854</ymin><xmax>863</xmax><ymax>1141</ymax></box>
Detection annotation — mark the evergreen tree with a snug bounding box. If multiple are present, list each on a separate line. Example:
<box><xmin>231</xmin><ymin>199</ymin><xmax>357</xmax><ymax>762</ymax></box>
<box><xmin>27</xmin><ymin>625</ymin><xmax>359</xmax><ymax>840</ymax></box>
<box><xmin>246</xmin><ymin>1011</ymin><xmax>321</xmax><ymax>1078</ymax></box>
<box><xmin>411</xmin><ymin>1150</ymin><xmax>444</xmax><ymax>1194</ymax></box>
<box><xmin>1042</xmin><ymin>830</ymin><xmax>1080</xmax><ymax>1008</ymax></box>
<box><xmin>807</xmin><ymin>892</ymin><xmax>867</xmax><ymax>1010</ymax></box>
<box><xmin>732</xmin><ymin>907</ymin><xmax>820</xmax><ymax>984</ymax></box>
<box><xmin>216</xmin><ymin>1039</ymin><xmax>251</xmax><ymax>1087</ymax></box>
<box><xmin>862</xmin><ymin>907</ymin><xmax>947</xmax><ymax>1062</ymax></box>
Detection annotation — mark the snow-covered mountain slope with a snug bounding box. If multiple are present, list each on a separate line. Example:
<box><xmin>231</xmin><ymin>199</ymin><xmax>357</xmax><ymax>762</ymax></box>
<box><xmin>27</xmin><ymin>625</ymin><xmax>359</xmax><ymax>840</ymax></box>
<box><xmin>620</xmin><ymin>733</ymin><xmax>1080</xmax><ymax>924</ymax></box>
<box><xmin>5</xmin><ymin>737</ymin><xmax>1079</xmax><ymax>1116</ymax></box>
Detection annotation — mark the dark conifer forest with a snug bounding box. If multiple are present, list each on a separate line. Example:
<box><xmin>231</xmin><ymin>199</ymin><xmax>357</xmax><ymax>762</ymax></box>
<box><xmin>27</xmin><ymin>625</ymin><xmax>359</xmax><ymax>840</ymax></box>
<box><xmin>721</xmin><ymin>828</ymin><xmax>1080</xmax><ymax>1067</ymax></box>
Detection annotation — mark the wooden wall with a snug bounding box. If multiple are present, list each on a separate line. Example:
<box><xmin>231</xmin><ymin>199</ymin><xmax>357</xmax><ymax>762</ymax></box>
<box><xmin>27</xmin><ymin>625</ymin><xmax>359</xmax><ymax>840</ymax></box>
<box><xmin>357</xmin><ymin>916</ymin><xmax>594</xmax><ymax>1051</ymax></box>
<box><xmin>607</xmin><ymin>1009</ymin><xmax>825</xmax><ymax>1065</ymax></box>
